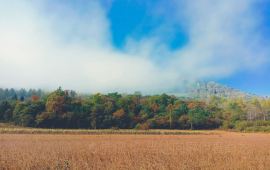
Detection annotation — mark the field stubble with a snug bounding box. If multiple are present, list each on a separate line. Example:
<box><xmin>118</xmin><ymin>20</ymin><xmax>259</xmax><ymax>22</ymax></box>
<box><xmin>0</xmin><ymin>131</ymin><xmax>270</xmax><ymax>170</ymax></box>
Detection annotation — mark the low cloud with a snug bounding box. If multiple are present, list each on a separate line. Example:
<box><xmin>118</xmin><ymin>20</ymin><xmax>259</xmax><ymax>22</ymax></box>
<box><xmin>0</xmin><ymin>0</ymin><xmax>268</xmax><ymax>93</ymax></box>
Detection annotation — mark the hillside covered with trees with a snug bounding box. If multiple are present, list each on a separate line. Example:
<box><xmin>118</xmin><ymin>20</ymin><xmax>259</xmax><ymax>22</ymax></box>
<box><xmin>0</xmin><ymin>87</ymin><xmax>270</xmax><ymax>131</ymax></box>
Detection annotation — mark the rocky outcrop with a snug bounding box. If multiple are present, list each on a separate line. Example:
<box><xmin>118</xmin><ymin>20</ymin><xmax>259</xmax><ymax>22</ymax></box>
<box><xmin>181</xmin><ymin>81</ymin><xmax>257</xmax><ymax>99</ymax></box>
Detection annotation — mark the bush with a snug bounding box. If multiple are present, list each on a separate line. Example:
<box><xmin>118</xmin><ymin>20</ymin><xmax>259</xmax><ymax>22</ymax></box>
<box><xmin>245</xmin><ymin>126</ymin><xmax>270</xmax><ymax>132</ymax></box>
<box><xmin>235</xmin><ymin>121</ymin><xmax>250</xmax><ymax>131</ymax></box>
<box><xmin>235</xmin><ymin>120</ymin><xmax>270</xmax><ymax>132</ymax></box>
<box><xmin>222</xmin><ymin>121</ymin><xmax>235</xmax><ymax>129</ymax></box>
<box><xmin>135</xmin><ymin>122</ymin><xmax>150</xmax><ymax>130</ymax></box>
<box><xmin>254</xmin><ymin>120</ymin><xmax>270</xmax><ymax>126</ymax></box>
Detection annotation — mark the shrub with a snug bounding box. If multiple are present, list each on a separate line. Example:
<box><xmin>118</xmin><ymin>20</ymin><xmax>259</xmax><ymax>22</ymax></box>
<box><xmin>135</xmin><ymin>122</ymin><xmax>150</xmax><ymax>130</ymax></box>
<box><xmin>222</xmin><ymin>121</ymin><xmax>235</xmax><ymax>129</ymax></box>
<box><xmin>235</xmin><ymin>120</ymin><xmax>270</xmax><ymax>131</ymax></box>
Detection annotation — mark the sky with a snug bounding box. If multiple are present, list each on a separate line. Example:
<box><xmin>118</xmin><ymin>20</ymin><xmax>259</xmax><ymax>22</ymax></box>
<box><xmin>0</xmin><ymin>0</ymin><xmax>270</xmax><ymax>95</ymax></box>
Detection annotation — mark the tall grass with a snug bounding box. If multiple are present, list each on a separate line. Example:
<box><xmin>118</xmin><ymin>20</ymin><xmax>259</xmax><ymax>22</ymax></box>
<box><xmin>1</xmin><ymin>133</ymin><xmax>270</xmax><ymax>169</ymax></box>
<box><xmin>0</xmin><ymin>126</ymin><xmax>214</xmax><ymax>135</ymax></box>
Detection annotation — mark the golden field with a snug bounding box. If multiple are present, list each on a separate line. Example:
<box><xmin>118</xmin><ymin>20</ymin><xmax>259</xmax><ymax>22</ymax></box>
<box><xmin>0</xmin><ymin>131</ymin><xmax>270</xmax><ymax>170</ymax></box>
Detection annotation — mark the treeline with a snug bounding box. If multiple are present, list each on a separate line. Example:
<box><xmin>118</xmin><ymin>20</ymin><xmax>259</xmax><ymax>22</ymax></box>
<box><xmin>0</xmin><ymin>87</ymin><xmax>270</xmax><ymax>130</ymax></box>
<box><xmin>0</xmin><ymin>88</ymin><xmax>45</xmax><ymax>101</ymax></box>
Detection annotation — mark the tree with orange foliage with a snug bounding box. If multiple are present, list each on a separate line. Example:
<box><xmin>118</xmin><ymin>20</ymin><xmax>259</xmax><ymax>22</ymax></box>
<box><xmin>113</xmin><ymin>109</ymin><xmax>125</xmax><ymax>119</ymax></box>
<box><xmin>31</xmin><ymin>95</ymin><xmax>40</xmax><ymax>102</ymax></box>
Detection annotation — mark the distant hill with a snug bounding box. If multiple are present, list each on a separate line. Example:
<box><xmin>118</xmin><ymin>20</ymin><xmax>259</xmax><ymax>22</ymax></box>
<box><xmin>173</xmin><ymin>81</ymin><xmax>259</xmax><ymax>99</ymax></box>
<box><xmin>0</xmin><ymin>82</ymin><xmax>261</xmax><ymax>100</ymax></box>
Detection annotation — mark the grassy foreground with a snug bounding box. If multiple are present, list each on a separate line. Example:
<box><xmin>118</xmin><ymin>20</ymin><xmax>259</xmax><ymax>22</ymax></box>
<box><xmin>0</xmin><ymin>123</ymin><xmax>221</xmax><ymax>135</ymax></box>
<box><xmin>1</xmin><ymin>132</ymin><xmax>270</xmax><ymax>169</ymax></box>
<box><xmin>1</xmin><ymin>123</ymin><xmax>270</xmax><ymax>135</ymax></box>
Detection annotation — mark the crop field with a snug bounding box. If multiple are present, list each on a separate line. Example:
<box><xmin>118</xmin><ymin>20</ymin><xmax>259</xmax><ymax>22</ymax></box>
<box><xmin>0</xmin><ymin>131</ymin><xmax>270</xmax><ymax>170</ymax></box>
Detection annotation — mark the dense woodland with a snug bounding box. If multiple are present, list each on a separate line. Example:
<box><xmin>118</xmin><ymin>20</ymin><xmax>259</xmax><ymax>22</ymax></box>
<box><xmin>0</xmin><ymin>87</ymin><xmax>270</xmax><ymax>131</ymax></box>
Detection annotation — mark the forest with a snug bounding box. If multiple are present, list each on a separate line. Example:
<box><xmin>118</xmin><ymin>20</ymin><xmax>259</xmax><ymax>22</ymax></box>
<box><xmin>0</xmin><ymin>87</ymin><xmax>270</xmax><ymax>131</ymax></box>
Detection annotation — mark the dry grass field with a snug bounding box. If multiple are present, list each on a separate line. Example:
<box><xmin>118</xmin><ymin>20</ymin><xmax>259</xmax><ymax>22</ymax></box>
<box><xmin>1</xmin><ymin>131</ymin><xmax>270</xmax><ymax>170</ymax></box>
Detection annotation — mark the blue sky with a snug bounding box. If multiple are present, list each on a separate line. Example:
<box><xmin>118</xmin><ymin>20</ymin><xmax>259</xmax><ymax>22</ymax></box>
<box><xmin>107</xmin><ymin>0</ymin><xmax>270</xmax><ymax>95</ymax></box>
<box><xmin>108</xmin><ymin>0</ymin><xmax>188</xmax><ymax>49</ymax></box>
<box><xmin>0</xmin><ymin>0</ymin><xmax>270</xmax><ymax>95</ymax></box>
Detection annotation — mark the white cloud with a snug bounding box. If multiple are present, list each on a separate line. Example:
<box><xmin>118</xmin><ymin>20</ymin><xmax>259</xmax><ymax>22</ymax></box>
<box><xmin>169</xmin><ymin>0</ymin><xmax>268</xmax><ymax>79</ymax></box>
<box><xmin>0</xmin><ymin>0</ymin><xmax>268</xmax><ymax>93</ymax></box>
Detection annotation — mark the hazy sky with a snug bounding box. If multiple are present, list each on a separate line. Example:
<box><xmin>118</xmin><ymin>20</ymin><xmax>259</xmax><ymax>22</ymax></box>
<box><xmin>0</xmin><ymin>0</ymin><xmax>270</xmax><ymax>94</ymax></box>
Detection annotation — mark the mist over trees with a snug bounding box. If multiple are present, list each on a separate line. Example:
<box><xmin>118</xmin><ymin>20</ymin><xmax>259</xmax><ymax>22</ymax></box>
<box><xmin>0</xmin><ymin>87</ymin><xmax>270</xmax><ymax>130</ymax></box>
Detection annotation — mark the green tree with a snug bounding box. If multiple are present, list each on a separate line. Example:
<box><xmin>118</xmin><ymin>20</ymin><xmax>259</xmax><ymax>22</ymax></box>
<box><xmin>188</xmin><ymin>107</ymin><xmax>211</xmax><ymax>129</ymax></box>
<box><xmin>45</xmin><ymin>87</ymin><xmax>71</xmax><ymax>114</ymax></box>
<box><xmin>13</xmin><ymin>102</ymin><xmax>36</xmax><ymax>126</ymax></box>
<box><xmin>0</xmin><ymin>101</ymin><xmax>13</xmax><ymax>122</ymax></box>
